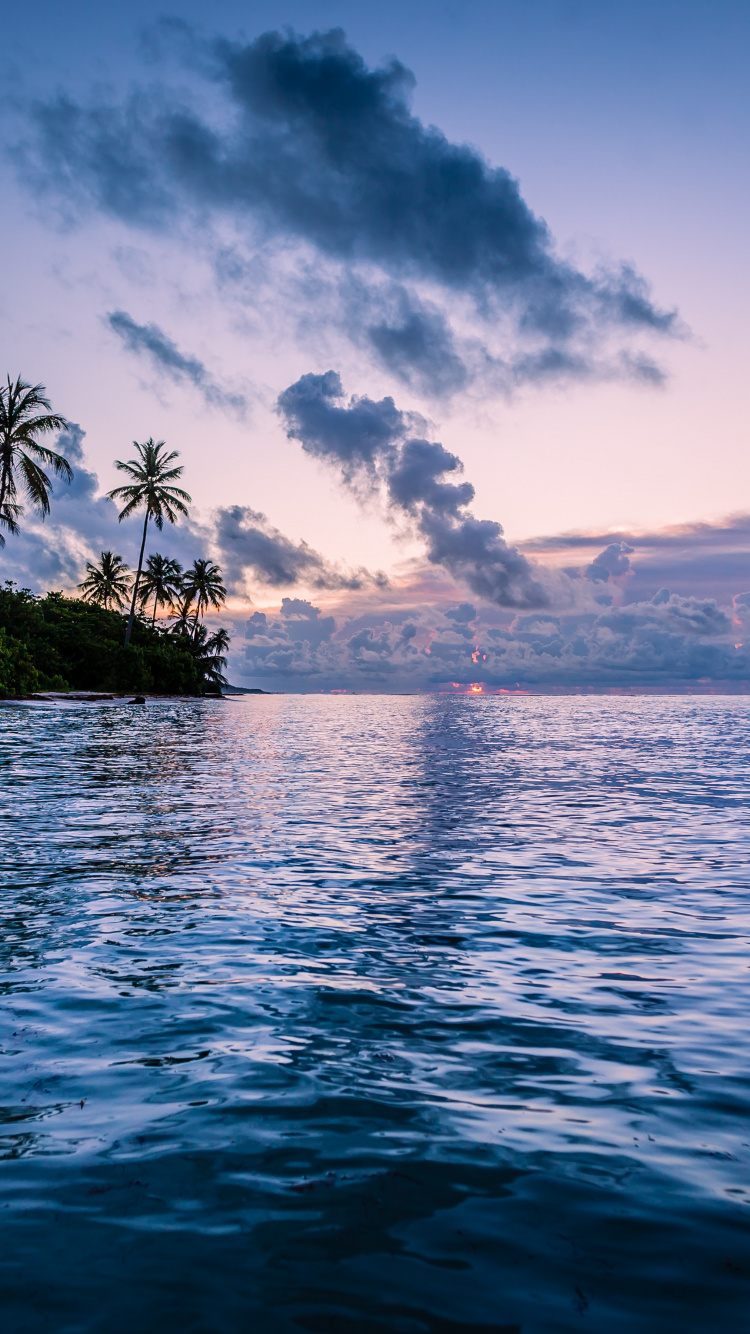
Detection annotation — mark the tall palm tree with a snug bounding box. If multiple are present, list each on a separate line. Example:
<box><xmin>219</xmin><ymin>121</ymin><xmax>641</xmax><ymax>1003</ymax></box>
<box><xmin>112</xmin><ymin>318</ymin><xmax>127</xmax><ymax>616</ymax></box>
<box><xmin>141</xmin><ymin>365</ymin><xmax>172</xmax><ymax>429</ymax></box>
<box><xmin>108</xmin><ymin>439</ymin><xmax>191</xmax><ymax>646</ymax></box>
<box><xmin>138</xmin><ymin>553</ymin><xmax>183</xmax><ymax>625</ymax></box>
<box><xmin>78</xmin><ymin>551</ymin><xmax>131</xmax><ymax>611</ymax></box>
<box><xmin>181</xmin><ymin>558</ymin><xmax>226</xmax><ymax>640</ymax></box>
<box><xmin>0</xmin><ymin>377</ymin><xmax>71</xmax><ymax>546</ymax></box>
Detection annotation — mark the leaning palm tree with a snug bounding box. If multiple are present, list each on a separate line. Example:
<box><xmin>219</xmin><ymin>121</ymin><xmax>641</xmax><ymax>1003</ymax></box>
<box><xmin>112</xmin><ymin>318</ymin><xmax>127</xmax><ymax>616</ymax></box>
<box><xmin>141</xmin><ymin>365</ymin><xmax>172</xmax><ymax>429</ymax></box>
<box><xmin>107</xmin><ymin>439</ymin><xmax>191</xmax><ymax>646</ymax></box>
<box><xmin>138</xmin><ymin>553</ymin><xmax>183</xmax><ymax>625</ymax></box>
<box><xmin>0</xmin><ymin>377</ymin><xmax>71</xmax><ymax>546</ymax></box>
<box><xmin>78</xmin><ymin>551</ymin><xmax>131</xmax><ymax>611</ymax></box>
<box><xmin>181</xmin><ymin>558</ymin><xmax>226</xmax><ymax>640</ymax></box>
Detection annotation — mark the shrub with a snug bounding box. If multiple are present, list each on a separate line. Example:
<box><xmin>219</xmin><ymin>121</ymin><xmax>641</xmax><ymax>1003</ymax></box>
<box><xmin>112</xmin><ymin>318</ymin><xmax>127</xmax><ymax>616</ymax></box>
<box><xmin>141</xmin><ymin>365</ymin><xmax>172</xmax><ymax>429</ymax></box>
<box><xmin>0</xmin><ymin>628</ymin><xmax>40</xmax><ymax>697</ymax></box>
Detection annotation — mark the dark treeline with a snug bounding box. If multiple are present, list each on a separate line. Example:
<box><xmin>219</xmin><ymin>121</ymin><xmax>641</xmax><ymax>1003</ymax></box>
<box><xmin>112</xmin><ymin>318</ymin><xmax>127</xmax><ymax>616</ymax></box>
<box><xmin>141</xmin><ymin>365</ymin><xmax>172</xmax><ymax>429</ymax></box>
<box><xmin>0</xmin><ymin>585</ymin><xmax>225</xmax><ymax>696</ymax></box>
<box><xmin>0</xmin><ymin>375</ymin><xmax>231</xmax><ymax>698</ymax></box>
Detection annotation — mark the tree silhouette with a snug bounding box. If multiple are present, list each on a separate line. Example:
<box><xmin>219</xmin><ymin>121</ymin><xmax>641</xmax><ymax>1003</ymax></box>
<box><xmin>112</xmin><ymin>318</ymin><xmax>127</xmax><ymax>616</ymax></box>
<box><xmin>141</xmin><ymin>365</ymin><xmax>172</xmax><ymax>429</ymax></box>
<box><xmin>193</xmin><ymin>623</ymin><xmax>230</xmax><ymax>689</ymax></box>
<box><xmin>78</xmin><ymin>551</ymin><xmax>131</xmax><ymax>611</ymax></box>
<box><xmin>138</xmin><ymin>553</ymin><xmax>183</xmax><ymax>625</ymax></box>
<box><xmin>181</xmin><ymin>558</ymin><xmax>226</xmax><ymax>640</ymax></box>
<box><xmin>0</xmin><ymin>377</ymin><xmax>71</xmax><ymax>546</ymax></box>
<box><xmin>107</xmin><ymin>439</ymin><xmax>190</xmax><ymax>646</ymax></box>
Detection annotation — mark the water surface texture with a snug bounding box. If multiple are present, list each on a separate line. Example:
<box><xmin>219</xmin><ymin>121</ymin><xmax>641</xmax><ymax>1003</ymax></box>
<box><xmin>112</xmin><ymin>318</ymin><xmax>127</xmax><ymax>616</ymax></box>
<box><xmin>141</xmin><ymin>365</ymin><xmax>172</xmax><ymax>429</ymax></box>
<box><xmin>2</xmin><ymin>695</ymin><xmax>749</xmax><ymax>1333</ymax></box>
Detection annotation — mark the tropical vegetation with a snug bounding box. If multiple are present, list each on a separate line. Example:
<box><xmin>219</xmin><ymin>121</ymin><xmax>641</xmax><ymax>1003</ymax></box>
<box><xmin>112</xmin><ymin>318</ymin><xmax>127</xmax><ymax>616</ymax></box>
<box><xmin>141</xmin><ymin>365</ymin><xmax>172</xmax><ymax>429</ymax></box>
<box><xmin>0</xmin><ymin>377</ymin><xmax>72</xmax><ymax>543</ymax></box>
<box><xmin>107</xmin><ymin>439</ymin><xmax>191</xmax><ymax>645</ymax></box>
<box><xmin>139</xmin><ymin>554</ymin><xmax>183</xmax><ymax>624</ymax></box>
<box><xmin>79</xmin><ymin>550</ymin><xmax>132</xmax><ymax>611</ymax></box>
<box><xmin>0</xmin><ymin>380</ymin><xmax>233</xmax><ymax>698</ymax></box>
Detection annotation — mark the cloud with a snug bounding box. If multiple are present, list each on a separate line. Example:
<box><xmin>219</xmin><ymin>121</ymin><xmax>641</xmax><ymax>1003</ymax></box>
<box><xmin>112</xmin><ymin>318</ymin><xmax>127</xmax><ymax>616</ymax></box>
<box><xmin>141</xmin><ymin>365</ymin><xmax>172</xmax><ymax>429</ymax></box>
<box><xmin>107</xmin><ymin>310</ymin><xmax>248</xmax><ymax>416</ymax></box>
<box><xmin>3</xmin><ymin>423</ymin><xmax>747</xmax><ymax>692</ymax></box>
<box><xmin>584</xmin><ymin>541</ymin><xmax>634</xmax><ymax>582</ymax></box>
<box><xmin>521</xmin><ymin>516</ymin><xmax>750</xmax><ymax>605</ymax></box>
<box><xmin>0</xmin><ymin>428</ymin><xmax>361</xmax><ymax>602</ymax></box>
<box><xmin>17</xmin><ymin>25</ymin><xmax>679</xmax><ymax>394</ymax></box>
<box><xmin>214</xmin><ymin>504</ymin><xmax>380</xmax><ymax>593</ymax></box>
<box><xmin>278</xmin><ymin>370</ymin><xmax>550</xmax><ymax>608</ymax></box>
<box><xmin>231</xmin><ymin>585</ymin><xmax>749</xmax><ymax>691</ymax></box>
<box><xmin>367</xmin><ymin>295</ymin><xmax>468</xmax><ymax>397</ymax></box>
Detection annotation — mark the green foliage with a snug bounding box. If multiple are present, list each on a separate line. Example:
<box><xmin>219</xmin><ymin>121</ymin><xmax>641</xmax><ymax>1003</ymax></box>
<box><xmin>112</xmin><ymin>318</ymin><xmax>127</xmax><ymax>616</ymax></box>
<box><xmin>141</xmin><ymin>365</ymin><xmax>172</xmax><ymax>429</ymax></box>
<box><xmin>0</xmin><ymin>627</ymin><xmax>40</xmax><ymax>697</ymax></box>
<box><xmin>0</xmin><ymin>584</ymin><xmax>207</xmax><ymax>696</ymax></box>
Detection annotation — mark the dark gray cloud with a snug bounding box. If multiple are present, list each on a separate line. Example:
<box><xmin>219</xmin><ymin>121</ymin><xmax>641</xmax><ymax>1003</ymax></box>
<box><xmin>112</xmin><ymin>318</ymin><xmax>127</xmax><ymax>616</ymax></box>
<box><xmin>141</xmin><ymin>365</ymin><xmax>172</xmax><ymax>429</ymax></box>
<box><xmin>107</xmin><ymin>310</ymin><xmax>248</xmax><ymax>416</ymax></box>
<box><xmin>445</xmin><ymin>602</ymin><xmax>477</xmax><ymax>625</ymax></box>
<box><xmin>368</xmin><ymin>304</ymin><xmax>468</xmax><ymax>397</ymax></box>
<box><xmin>278</xmin><ymin>370</ymin><xmax>549</xmax><ymax>609</ymax></box>
<box><xmin>18</xmin><ymin>26</ymin><xmax>678</xmax><ymax>394</ymax></box>
<box><xmin>214</xmin><ymin>503</ymin><xmax>381</xmax><ymax>593</ymax></box>
<box><xmin>348</xmin><ymin>284</ymin><xmax>469</xmax><ymax>397</ymax></box>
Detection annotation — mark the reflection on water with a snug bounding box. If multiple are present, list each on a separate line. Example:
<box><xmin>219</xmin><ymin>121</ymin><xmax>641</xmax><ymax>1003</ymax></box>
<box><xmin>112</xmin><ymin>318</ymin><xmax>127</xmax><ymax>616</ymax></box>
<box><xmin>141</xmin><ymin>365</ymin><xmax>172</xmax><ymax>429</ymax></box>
<box><xmin>1</xmin><ymin>695</ymin><xmax>749</xmax><ymax>1332</ymax></box>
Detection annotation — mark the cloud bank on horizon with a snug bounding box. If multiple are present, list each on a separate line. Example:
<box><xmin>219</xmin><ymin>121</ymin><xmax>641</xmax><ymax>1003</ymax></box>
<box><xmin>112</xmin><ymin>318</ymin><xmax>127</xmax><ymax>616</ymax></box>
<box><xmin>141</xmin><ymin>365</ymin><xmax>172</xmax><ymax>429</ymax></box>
<box><xmin>17</xmin><ymin>24</ymin><xmax>679</xmax><ymax>397</ymax></box>
<box><xmin>239</xmin><ymin>587</ymin><xmax>750</xmax><ymax>692</ymax></box>
<box><xmin>4</xmin><ymin>420</ymin><xmax>748</xmax><ymax>692</ymax></box>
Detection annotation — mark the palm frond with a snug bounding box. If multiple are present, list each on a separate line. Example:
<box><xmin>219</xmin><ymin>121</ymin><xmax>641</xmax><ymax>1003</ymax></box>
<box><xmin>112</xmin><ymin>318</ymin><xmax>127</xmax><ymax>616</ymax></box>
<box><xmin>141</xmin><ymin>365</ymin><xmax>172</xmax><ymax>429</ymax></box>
<box><xmin>78</xmin><ymin>550</ymin><xmax>131</xmax><ymax>610</ymax></box>
<box><xmin>10</xmin><ymin>413</ymin><xmax>69</xmax><ymax>440</ymax></box>
<box><xmin>0</xmin><ymin>377</ymin><xmax>70</xmax><ymax>537</ymax></box>
<box><xmin>18</xmin><ymin>453</ymin><xmax>53</xmax><ymax>516</ymax></box>
<box><xmin>0</xmin><ymin>500</ymin><xmax>23</xmax><ymax>545</ymax></box>
<box><xmin>113</xmin><ymin>459</ymin><xmax>147</xmax><ymax>480</ymax></box>
<box><xmin>107</xmin><ymin>438</ymin><xmax>192</xmax><ymax>532</ymax></box>
<box><xmin>17</xmin><ymin>438</ymin><xmax>73</xmax><ymax>480</ymax></box>
<box><xmin>111</xmin><ymin>494</ymin><xmax>144</xmax><ymax>523</ymax></box>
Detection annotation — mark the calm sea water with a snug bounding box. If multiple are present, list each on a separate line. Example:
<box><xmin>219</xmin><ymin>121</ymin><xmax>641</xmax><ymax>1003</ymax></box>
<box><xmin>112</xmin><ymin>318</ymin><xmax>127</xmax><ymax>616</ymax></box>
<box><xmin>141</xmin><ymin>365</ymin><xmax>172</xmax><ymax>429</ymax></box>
<box><xmin>1</xmin><ymin>694</ymin><xmax>749</xmax><ymax>1333</ymax></box>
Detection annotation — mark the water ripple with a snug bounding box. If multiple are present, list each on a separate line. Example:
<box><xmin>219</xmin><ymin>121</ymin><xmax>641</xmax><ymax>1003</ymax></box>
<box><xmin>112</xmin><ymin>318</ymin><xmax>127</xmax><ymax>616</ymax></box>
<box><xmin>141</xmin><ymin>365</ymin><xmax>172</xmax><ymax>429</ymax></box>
<box><xmin>1</xmin><ymin>695</ymin><xmax>749</xmax><ymax>1332</ymax></box>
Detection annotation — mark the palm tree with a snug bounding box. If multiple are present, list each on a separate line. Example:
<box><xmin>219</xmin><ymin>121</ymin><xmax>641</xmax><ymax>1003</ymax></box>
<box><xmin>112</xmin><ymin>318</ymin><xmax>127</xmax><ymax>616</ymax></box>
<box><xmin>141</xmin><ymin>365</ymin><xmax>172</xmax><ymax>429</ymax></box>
<box><xmin>138</xmin><ymin>553</ymin><xmax>183</xmax><ymax>625</ymax></box>
<box><xmin>193</xmin><ymin>624</ymin><xmax>230</xmax><ymax>690</ymax></box>
<box><xmin>0</xmin><ymin>377</ymin><xmax>71</xmax><ymax>546</ymax></box>
<box><xmin>78</xmin><ymin>551</ymin><xmax>131</xmax><ymax>611</ymax></box>
<box><xmin>181</xmin><ymin>558</ymin><xmax>226</xmax><ymax>640</ymax></box>
<box><xmin>107</xmin><ymin>439</ymin><xmax>191</xmax><ymax>647</ymax></box>
<box><xmin>170</xmin><ymin>591</ymin><xmax>195</xmax><ymax>638</ymax></box>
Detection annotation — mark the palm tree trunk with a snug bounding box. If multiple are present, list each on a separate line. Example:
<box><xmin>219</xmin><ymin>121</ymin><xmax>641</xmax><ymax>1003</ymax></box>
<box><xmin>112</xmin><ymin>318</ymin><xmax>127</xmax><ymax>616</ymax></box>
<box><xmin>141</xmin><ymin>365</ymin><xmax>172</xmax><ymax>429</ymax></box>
<box><xmin>152</xmin><ymin>593</ymin><xmax>157</xmax><ymax>627</ymax></box>
<box><xmin>124</xmin><ymin>510</ymin><xmax>150</xmax><ymax>647</ymax></box>
<box><xmin>0</xmin><ymin>456</ymin><xmax>9</xmax><ymax>517</ymax></box>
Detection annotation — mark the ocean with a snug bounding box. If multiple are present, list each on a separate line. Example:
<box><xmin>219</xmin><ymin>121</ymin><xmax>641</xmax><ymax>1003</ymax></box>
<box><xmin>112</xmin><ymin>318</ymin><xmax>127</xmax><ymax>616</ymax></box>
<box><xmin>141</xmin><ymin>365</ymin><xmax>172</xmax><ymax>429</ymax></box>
<box><xmin>1</xmin><ymin>694</ymin><xmax>749</xmax><ymax>1332</ymax></box>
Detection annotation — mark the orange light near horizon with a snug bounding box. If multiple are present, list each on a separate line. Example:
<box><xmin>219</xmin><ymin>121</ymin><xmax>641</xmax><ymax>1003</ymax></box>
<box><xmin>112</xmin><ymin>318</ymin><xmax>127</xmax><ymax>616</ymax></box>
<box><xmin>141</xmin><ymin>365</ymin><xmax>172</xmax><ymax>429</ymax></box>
<box><xmin>470</xmin><ymin>684</ymin><xmax>483</xmax><ymax>693</ymax></box>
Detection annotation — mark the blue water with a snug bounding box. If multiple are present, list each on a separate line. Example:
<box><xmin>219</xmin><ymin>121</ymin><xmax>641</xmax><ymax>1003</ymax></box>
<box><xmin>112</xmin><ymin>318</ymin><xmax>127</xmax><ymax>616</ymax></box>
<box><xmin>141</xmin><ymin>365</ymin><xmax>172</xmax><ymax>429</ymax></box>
<box><xmin>1</xmin><ymin>694</ymin><xmax>749</xmax><ymax>1333</ymax></box>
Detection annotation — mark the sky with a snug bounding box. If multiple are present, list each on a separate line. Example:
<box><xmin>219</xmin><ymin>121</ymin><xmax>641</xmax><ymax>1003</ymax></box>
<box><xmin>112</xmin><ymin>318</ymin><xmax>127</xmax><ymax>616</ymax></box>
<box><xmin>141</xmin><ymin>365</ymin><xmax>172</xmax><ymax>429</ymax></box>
<box><xmin>1</xmin><ymin>0</ymin><xmax>749</xmax><ymax>690</ymax></box>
